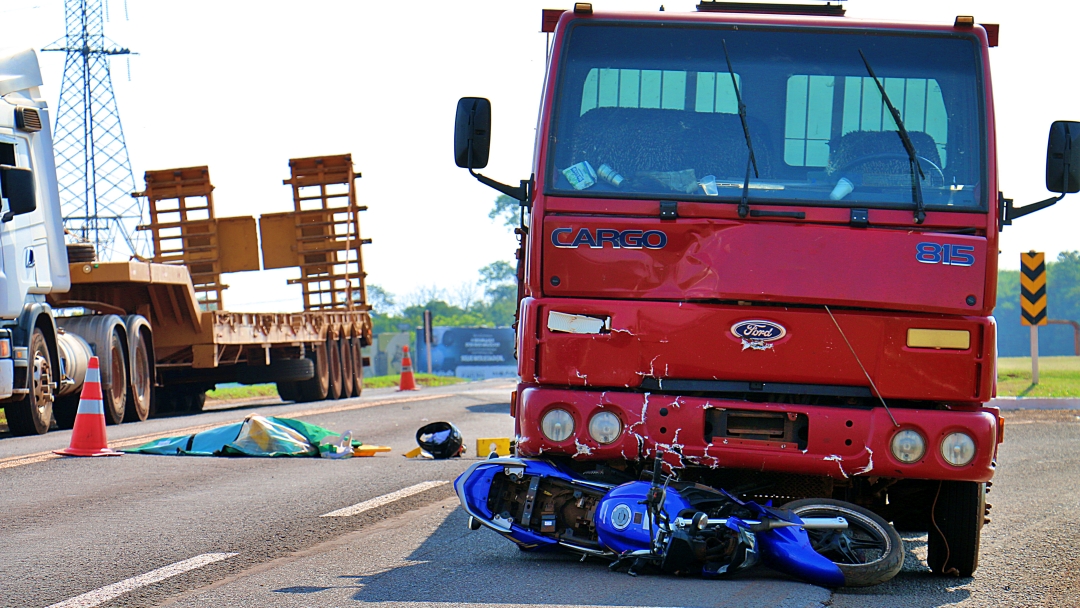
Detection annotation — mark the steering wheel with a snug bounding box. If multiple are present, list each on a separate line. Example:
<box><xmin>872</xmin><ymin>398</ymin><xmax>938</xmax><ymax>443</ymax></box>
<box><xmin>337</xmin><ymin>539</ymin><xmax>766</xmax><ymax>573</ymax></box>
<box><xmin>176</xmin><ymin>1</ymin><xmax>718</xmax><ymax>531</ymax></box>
<box><xmin>835</xmin><ymin>153</ymin><xmax>946</xmax><ymax>188</ymax></box>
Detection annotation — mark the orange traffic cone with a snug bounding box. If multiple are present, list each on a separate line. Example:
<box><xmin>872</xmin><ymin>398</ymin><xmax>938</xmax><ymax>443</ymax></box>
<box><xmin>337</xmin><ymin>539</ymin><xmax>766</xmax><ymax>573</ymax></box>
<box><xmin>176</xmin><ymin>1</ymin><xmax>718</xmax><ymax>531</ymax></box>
<box><xmin>398</xmin><ymin>346</ymin><xmax>419</xmax><ymax>391</ymax></box>
<box><xmin>54</xmin><ymin>357</ymin><xmax>121</xmax><ymax>457</ymax></box>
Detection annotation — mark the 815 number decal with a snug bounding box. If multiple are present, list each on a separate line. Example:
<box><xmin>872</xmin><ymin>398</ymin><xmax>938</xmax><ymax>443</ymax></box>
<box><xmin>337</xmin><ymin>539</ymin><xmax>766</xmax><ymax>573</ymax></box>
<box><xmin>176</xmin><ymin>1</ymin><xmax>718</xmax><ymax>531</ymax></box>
<box><xmin>916</xmin><ymin>242</ymin><xmax>976</xmax><ymax>267</ymax></box>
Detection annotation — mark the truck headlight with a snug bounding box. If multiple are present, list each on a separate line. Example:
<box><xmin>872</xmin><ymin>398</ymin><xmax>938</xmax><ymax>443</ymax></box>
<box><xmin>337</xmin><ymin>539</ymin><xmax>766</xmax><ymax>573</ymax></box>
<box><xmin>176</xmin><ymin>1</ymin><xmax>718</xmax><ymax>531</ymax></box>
<box><xmin>890</xmin><ymin>429</ymin><xmax>926</xmax><ymax>463</ymax></box>
<box><xmin>940</xmin><ymin>432</ymin><xmax>976</xmax><ymax>466</ymax></box>
<box><xmin>588</xmin><ymin>411</ymin><xmax>621</xmax><ymax>444</ymax></box>
<box><xmin>541</xmin><ymin>409</ymin><xmax>574</xmax><ymax>442</ymax></box>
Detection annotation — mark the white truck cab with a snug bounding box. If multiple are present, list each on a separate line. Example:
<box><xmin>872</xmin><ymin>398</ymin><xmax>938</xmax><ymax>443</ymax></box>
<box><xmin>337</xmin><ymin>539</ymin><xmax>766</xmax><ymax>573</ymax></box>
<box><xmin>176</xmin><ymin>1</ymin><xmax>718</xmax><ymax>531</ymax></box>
<box><xmin>0</xmin><ymin>48</ymin><xmax>72</xmax><ymax>432</ymax></box>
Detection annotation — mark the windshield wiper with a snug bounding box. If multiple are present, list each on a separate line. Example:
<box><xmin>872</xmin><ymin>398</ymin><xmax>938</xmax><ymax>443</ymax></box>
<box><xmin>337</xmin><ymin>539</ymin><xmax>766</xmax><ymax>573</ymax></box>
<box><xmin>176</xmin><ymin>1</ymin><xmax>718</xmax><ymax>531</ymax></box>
<box><xmin>858</xmin><ymin>49</ymin><xmax>926</xmax><ymax>224</ymax></box>
<box><xmin>722</xmin><ymin>39</ymin><xmax>758</xmax><ymax>219</ymax></box>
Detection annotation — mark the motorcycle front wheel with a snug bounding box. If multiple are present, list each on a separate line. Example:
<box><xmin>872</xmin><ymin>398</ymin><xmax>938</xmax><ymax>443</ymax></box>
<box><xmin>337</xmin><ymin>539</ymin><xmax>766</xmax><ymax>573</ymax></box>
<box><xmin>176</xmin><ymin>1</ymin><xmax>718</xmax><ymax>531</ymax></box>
<box><xmin>781</xmin><ymin>498</ymin><xmax>904</xmax><ymax>587</ymax></box>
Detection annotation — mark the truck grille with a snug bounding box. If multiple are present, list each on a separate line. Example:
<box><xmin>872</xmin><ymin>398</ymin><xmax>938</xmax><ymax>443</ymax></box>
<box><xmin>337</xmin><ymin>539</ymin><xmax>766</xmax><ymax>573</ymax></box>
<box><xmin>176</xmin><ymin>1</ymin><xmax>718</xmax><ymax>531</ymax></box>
<box><xmin>704</xmin><ymin>408</ymin><xmax>809</xmax><ymax>450</ymax></box>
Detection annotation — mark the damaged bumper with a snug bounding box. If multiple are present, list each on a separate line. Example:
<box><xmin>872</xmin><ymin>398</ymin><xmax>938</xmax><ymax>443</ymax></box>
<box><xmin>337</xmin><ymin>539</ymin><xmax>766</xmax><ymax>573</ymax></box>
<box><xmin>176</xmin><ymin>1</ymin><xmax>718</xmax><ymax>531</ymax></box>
<box><xmin>515</xmin><ymin>386</ymin><xmax>1000</xmax><ymax>482</ymax></box>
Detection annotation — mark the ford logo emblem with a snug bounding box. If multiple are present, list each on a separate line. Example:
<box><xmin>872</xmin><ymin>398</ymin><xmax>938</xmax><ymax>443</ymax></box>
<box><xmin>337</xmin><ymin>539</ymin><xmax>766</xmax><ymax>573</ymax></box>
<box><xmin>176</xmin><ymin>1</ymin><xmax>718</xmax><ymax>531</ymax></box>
<box><xmin>730</xmin><ymin>320</ymin><xmax>787</xmax><ymax>342</ymax></box>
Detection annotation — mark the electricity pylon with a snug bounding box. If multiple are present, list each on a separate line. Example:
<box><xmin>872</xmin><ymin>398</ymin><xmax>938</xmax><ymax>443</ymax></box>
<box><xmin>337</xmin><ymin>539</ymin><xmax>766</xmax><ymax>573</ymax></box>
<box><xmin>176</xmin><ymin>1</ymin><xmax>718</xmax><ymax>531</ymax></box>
<box><xmin>43</xmin><ymin>0</ymin><xmax>146</xmax><ymax>259</ymax></box>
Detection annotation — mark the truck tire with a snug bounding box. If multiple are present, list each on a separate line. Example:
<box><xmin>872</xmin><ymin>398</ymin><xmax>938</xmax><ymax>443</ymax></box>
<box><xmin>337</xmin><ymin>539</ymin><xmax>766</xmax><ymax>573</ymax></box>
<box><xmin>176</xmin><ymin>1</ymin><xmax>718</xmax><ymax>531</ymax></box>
<box><xmin>53</xmin><ymin>392</ymin><xmax>79</xmax><ymax>429</ymax></box>
<box><xmin>782</xmin><ymin>498</ymin><xmax>905</xmax><ymax>587</ymax></box>
<box><xmin>5</xmin><ymin>328</ymin><xmax>55</xmax><ymax>436</ymax></box>
<box><xmin>325</xmin><ymin>335</ymin><xmax>343</xmax><ymax>400</ymax></box>
<box><xmin>296</xmin><ymin>343</ymin><xmax>329</xmax><ymax>402</ymax></box>
<box><xmin>57</xmin><ymin>315</ymin><xmax>128</xmax><ymax>425</ymax></box>
<box><xmin>928</xmin><ymin>481</ymin><xmax>984</xmax><ymax>577</ymax></box>
<box><xmin>123</xmin><ymin>317</ymin><xmax>153</xmax><ymax>422</ymax></box>
<box><xmin>236</xmin><ymin>358</ymin><xmax>314</xmax><ymax>385</ymax></box>
<box><xmin>337</xmin><ymin>336</ymin><xmax>354</xmax><ymax>399</ymax></box>
<box><xmin>349</xmin><ymin>336</ymin><xmax>363</xmax><ymax>397</ymax></box>
<box><xmin>65</xmin><ymin>242</ymin><xmax>96</xmax><ymax>263</ymax></box>
<box><xmin>276</xmin><ymin>381</ymin><xmax>300</xmax><ymax>402</ymax></box>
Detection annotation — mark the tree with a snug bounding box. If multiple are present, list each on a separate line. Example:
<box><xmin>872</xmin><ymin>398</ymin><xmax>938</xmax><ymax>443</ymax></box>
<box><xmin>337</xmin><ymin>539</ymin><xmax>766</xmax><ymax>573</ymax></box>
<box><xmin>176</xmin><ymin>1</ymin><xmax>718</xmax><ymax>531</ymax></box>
<box><xmin>365</xmin><ymin>284</ymin><xmax>396</xmax><ymax>315</ymax></box>
<box><xmin>489</xmin><ymin>194</ymin><xmax>519</xmax><ymax>229</ymax></box>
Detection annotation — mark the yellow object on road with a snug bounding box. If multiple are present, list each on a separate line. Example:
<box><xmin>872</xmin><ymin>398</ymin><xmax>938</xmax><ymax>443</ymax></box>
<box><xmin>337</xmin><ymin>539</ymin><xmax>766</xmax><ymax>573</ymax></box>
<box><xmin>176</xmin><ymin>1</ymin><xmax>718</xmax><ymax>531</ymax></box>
<box><xmin>476</xmin><ymin>437</ymin><xmax>511</xmax><ymax>458</ymax></box>
<box><xmin>352</xmin><ymin>445</ymin><xmax>392</xmax><ymax>457</ymax></box>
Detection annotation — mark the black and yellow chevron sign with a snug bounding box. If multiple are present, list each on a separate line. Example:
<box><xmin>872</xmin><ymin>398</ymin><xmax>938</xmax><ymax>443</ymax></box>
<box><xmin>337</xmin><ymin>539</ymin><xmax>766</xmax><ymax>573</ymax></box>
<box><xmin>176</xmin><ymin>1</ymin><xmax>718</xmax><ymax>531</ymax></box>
<box><xmin>1021</xmin><ymin>251</ymin><xmax>1047</xmax><ymax>326</ymax></box>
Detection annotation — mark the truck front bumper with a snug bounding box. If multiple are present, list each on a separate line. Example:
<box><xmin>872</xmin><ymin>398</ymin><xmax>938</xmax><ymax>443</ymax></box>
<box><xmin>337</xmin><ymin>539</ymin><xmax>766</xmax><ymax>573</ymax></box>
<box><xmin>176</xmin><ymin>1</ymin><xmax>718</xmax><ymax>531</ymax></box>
<box><xmin>515</xmin><ymin>386</ymin><xmax>1001</xmax><ymax>482</ymax></box>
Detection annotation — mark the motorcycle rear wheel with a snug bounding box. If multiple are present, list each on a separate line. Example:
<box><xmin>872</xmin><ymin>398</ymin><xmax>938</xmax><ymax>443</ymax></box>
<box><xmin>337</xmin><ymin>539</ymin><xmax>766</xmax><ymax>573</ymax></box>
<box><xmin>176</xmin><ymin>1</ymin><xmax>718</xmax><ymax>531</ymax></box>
<box><xmin>781</xmin><ymin>498</ymin><xmax>904</xmax><ymax>587</ymax></box>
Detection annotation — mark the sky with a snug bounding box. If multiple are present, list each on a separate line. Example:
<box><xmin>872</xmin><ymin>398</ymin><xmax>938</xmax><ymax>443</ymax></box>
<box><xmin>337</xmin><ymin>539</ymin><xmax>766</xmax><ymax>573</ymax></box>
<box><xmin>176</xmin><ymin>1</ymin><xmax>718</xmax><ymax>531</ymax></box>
<box><xmin>1</xmin><ymin>0</ymin><xmax>1077</xmax><ymax>312</ymax></box>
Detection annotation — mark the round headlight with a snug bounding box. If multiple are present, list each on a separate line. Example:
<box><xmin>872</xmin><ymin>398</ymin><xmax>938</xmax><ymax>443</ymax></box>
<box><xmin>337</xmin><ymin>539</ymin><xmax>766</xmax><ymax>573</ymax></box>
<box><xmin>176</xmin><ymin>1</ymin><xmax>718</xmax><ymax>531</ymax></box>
<box><xmin>890</xmin><ymin>429</ymin><xmax>926</xmax><ymax>463</ymax></box>
<box><xmin>940</xmin><ymin>432</ymin><xmax>976</xmax><ymax>466</ymax></box>
<box><xmin>541</xmin><ymin>409</ymin><xmax>574</xmax><ymax>442</ymax></box>
<box><xmin>588</xmin><ymin>411</ymin><xmax>622</xmax><ymax>444</ymax></box>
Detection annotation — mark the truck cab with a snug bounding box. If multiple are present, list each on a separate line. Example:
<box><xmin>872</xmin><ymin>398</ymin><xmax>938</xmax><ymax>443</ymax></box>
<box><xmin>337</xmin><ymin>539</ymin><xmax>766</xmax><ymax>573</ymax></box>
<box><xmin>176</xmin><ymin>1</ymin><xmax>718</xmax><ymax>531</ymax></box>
<box><xmin>455</xmin><ymin>3</ymin><xmax>1080</xmax><ymax>577</ymax></box>
<box><xmin>0</xmin><ymin>48</ymin><xmax>70</xmax><ymax>433</ymax></box>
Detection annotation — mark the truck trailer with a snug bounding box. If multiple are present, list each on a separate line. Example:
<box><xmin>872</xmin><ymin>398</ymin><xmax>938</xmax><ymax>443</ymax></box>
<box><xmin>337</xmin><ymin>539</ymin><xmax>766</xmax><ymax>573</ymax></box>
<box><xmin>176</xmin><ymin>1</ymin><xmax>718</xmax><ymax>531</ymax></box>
<box><xmin>453</xmin><ymin>3</ymin><xmax>1079</xmax><ymax>576</ymax></box>
<box><xmin>0</xmin><ymin>48</ymin><xmax>371</xmax><ymax>436</ymax></box>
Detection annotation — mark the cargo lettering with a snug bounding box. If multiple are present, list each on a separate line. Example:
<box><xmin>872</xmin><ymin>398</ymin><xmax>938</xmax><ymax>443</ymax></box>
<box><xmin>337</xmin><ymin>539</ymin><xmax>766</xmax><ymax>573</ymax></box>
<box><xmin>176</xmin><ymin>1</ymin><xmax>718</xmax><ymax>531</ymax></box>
<box><xmin>551</xmin><ymin>228</ymin><xmax>667</xmax><ymax>249</ymax></box>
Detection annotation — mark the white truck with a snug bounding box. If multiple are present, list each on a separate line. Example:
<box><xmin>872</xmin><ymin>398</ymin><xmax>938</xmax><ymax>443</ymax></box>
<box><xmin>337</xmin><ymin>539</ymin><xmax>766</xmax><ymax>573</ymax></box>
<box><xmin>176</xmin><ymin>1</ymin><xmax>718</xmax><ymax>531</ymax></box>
<box><xmin>0</xmin><ymin>48</ymin><xmax>373</xmax><ymax>436</ymax></box>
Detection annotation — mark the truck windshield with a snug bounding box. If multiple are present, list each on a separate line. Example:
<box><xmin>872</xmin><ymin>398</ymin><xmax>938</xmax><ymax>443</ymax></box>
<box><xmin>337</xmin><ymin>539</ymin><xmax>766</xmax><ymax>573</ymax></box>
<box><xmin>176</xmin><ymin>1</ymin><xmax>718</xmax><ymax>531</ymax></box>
<box><xmin>547</xmin><ymin>22</ymin><xmax>985</xmax><ymax>211</ymax></box>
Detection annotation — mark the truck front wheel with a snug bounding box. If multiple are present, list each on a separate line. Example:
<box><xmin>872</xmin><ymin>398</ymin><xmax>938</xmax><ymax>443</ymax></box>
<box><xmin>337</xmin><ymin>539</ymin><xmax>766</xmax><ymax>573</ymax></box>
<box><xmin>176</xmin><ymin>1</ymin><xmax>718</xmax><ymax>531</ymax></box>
<box><xmin>5</xmin><ymin>328</ymin><xmax>55</xmax><ymax>436</ymax></box>
<box><xmin>927</xmin><ymin>481</ymin><xmax>985</xmax><ymax>577</ymax></box>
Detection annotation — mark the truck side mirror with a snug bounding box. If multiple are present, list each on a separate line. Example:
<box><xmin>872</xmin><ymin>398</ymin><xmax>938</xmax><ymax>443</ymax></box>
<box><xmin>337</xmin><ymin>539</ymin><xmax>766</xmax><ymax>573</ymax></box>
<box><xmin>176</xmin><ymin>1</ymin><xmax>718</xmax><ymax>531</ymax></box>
<box><xmin>454</xmin><ymin>97</ymin><xmax>491</xmax><ymax>170</ymax></box>
<box><xmin>1046</xmin><ymin>121</ymin><xmax>1080</xmax><ymax>194</ymax></box>
<box><xmin>0</xmin><ymin>165</ymin><xmax>36</xmax><ymax>222</ymax></box>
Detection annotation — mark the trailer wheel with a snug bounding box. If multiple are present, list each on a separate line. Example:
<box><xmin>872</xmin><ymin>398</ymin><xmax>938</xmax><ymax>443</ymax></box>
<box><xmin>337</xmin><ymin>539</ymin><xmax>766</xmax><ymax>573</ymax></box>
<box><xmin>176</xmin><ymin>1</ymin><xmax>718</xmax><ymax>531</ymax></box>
<box><xmin>124</xmin><ymin>320</ymin><xmax>153</xmax><ymax>422</ymax></box>
<box><xmin>276</xmin><ymin>381</ymin><xmax>300</xmax><ymax>402</ymax></box>
<box><xmin>326</xmin><ymin>335</ymin><xmax>343</xmax><ymax>400</ymax></box>
<box><xmin>5</xmin><ymin>328</ymin><xmax>55</xmax><ymax>436</ymax></box>
<box><xmin>349</xmin><ymin>336</ymin><xmax>363</xmax><ymax>397</ymax></box>
<box><xmin>101</xmin><ymin>329</ymin><xmax>128</xmax><ymax>425</ymax></box>
<box><xmin>338</xmin><ymin>336</ymin><xmax>354</xmax><ymax>399</ymax></box>
<box><xmin>928</xmin><ymin>481</ymin><xmax>984</xmax><ymax>577</ymax></box>
<box><xmin>237</xmin><ymin>358</ymin><xmax>314</xmax><ymax>385</ymax></box>
<box><xmin>296</xmin><ymin>343</ymin><xmax>329</xmax><ymax>402</ymax></box>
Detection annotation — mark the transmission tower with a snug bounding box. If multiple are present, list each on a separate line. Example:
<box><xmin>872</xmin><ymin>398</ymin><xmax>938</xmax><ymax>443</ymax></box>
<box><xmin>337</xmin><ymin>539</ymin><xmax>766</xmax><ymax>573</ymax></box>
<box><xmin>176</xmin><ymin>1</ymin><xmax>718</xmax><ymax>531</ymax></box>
<box><xmin>43</xmin><ymin>0</ymin><xmax>146</xmax><ymax>259</ymax></box>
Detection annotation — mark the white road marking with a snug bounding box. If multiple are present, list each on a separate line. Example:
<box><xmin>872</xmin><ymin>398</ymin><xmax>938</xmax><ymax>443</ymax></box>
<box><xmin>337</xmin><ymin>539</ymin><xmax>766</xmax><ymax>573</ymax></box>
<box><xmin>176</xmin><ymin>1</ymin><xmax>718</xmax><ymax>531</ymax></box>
<box><xmin>321</xmin><ymin>481</ymin><xmax>449</xmax><ymax>517</ymax></box>
<box><xmin>46</xmin><ymin>552</ymin><xmax>238</xmax><ymax>608</ymax></box>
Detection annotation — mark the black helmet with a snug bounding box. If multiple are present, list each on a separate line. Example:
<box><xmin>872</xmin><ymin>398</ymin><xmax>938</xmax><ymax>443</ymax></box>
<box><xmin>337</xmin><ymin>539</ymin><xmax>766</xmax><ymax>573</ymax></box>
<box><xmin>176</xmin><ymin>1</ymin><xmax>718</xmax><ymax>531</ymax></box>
<box><xmin>416</xmin><ymin>421</ymin><xmax>463</xmax><ymax>459</ymax></box>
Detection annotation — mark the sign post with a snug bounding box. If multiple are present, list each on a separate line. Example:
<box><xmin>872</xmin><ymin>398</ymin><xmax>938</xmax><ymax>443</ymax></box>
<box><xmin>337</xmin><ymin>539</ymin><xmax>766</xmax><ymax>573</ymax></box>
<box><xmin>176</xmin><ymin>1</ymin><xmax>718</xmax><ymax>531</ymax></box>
<box><xmin>423</xmin><ymin>310</ymin><xmax>433</xmax><ymax>374</ymax></box>
<box><xmin>1021</xmin><ymin>251</ymin><xmax>1047</xmax><ymax>384</ymax></box>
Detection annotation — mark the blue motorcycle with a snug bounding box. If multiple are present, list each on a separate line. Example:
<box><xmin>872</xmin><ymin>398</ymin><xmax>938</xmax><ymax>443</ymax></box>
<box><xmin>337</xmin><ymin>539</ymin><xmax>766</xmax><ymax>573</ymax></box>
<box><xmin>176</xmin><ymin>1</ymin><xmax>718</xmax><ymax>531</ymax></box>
<box><xmin>454</xmin><ymin>455</ymin><xmax>903</xmax><ymax>587</ymax></box>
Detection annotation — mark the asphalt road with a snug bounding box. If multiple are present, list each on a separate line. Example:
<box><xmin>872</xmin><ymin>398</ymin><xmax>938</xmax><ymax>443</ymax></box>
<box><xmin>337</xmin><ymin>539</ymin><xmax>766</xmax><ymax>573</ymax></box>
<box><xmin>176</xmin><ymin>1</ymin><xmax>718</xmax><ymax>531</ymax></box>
<box><xmin>1</xmin><ymin>385</ymin><xmax>1077</xmax><ymax>607</ymax></box>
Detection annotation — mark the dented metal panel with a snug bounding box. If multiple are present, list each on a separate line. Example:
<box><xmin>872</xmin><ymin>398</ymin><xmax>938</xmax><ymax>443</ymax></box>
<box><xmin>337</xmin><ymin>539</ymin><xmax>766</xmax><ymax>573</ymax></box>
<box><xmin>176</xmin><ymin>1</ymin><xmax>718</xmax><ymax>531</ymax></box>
<box><xmin>514</xmin><ymin>385</ymin><xmax>999</xmax><ymax>482</ymax></box>
<box><xmin>523</xmin><ymin>297</ymin><xmax>993</xmax><ymax>403</ymax></box>
<box><xmin>542</xmin><ymin>215</ymin><xmax>987</xmax><ymax>316</ymax></box>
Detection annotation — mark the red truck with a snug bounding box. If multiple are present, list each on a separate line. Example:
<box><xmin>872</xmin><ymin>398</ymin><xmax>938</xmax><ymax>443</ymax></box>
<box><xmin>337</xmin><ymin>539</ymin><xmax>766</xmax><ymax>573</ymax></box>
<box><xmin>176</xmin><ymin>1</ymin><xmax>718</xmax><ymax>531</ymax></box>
<box><xmin>454</xmin><ymin>2</ymin><xmax>1079</xmax><ymax>576</ymax></box>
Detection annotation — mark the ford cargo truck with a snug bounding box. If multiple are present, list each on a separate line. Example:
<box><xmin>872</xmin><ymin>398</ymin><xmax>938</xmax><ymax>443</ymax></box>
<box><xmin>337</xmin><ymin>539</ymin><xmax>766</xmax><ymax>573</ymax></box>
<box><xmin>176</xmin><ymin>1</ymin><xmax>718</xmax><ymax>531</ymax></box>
<box><xmin>453</xmin><ymin>3</ymin><xmax>1079</xmax><ymax>576</ymax></box>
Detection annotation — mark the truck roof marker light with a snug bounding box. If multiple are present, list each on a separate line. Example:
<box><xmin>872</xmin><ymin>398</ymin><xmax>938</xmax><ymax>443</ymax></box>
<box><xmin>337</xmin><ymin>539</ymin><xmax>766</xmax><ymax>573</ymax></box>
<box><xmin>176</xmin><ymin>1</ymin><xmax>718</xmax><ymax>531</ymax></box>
<box><xmin>574</xmin><ymin>3</ymin><xmax>593</xmax><ymax>15</ymax></box>
<box><xmin>954</xmin><ymin>15</ymin><xmax>974</xmax><ymax>28</ymax></box>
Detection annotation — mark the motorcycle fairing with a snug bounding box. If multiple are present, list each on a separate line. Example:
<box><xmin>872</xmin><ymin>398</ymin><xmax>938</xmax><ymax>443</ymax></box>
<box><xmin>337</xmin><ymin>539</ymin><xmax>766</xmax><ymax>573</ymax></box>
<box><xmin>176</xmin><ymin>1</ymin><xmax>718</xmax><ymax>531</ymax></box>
<box><xmin>737</xmin><ymin>500</ymin><xmax>846</xmax><ymax>587</ymax></box>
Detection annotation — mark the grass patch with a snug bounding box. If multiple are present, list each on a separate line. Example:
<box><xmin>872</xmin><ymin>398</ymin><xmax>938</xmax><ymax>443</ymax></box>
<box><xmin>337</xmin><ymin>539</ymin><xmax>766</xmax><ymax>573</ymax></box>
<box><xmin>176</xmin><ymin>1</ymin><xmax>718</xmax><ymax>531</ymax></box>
<box><xmin>361</xmin><ymin>374</ymin><xmax>468</xmax><ymax>389</ymax></box>
<box><xmin>996</xmin><ymin>356</ymin><xmax>1080</xmax><ymax>398</ymax></box>
<box><xmin>204</xmin><ymin>374</ymin><xmax>467</xmax><ymax>401</ymax></box>
<box><xmin>206</xmin><ymin>384</ymin><xmax>280</xmax><ymax>401</ymax></box>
